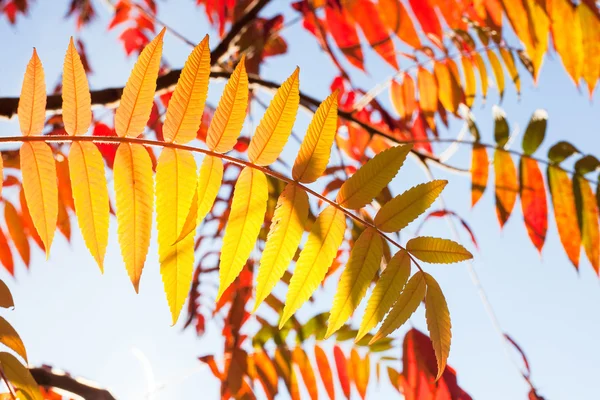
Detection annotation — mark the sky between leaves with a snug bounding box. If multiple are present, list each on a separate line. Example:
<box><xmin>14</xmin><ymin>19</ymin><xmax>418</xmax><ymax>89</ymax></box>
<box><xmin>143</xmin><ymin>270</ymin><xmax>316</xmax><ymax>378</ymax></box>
<box><xmin>1</xmin><ymin>1</ymin><xmax>600</xmax><ymax>399</ymax></box>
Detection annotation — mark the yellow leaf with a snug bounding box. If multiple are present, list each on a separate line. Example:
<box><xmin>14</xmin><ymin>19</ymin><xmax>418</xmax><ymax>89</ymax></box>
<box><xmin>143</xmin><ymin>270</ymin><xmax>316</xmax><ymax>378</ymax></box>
<box><xmin>374</xmin><ymin>180</ymin><xmax>447</xmax><ymax>233</ymax></box>
<box><xmin>115</xmin><ymin>28</ymin><xmax>165</xmax><ymax>138</ymax></box>
<box><xmin>336</xmin><ymin>145</ymin><xmax>412</xmax><ymax>210</ymax></box>
<box><xmin>254</xmin><ymin>183</ymin><xmax>309</xmax><ymax>312</ymax></box>
<box><xmin>487</xmin><ymin>50</ymin><xmax>504</xmax><ymax>100</ymax></box>
<box><xmin>292</xmin><ymin>90</ymin><xmax>338</xmax><ymax>183</ymax></box>
<box><xmin>114</xmin><ymin>143</ymin><xmax>154</xmax><ymax>292</ymax></box>
<box><xmin>18</xmin><ymin>49</ymin><xmax>46</xmax><ymax>136</ymax></box>
<box><xmin>69</xmin><ymin>142</ymin><xmax>109</xmax><ymax>270</ymax></box>
<box><xmin>461</xmin><ymin>57</ymin><xmax>476</xmax><ymax>107</ymax></box>
<box><xmin>163</xmin><ymin>35</ymin><xmax>210</xmax><ymax>144</ymax></box>
<box><xmin>356</xmin><ymin>249</ymin><xmax>411</xmax><ymax>342</ymax></box>
<box><xmin>206</xmin><ymin>56</ymin><xmax>248</xmax><ymax>153</ymax></box>
<box><xmin>156</xmin><ymin>148</ymin><xmax>197</xmax><ymax>324</ymax></box>
<box><xmin>499</xmin><ymin>48</ymin><xmax>520</xmax><ymax>95</ymax></box>
<box><xmin>249</xmin><ymin>68</ymin><xmax>300</xmax><ymax>166</ymax></box>
<box><xmin>0</xmin><ymin>352</ymin><xmax>42</xmax><ymax>400</ymax></box>
<box><xmin>62</xmin><ymin>37</ymin><xmax>91</xmax><ymax>136</ymax></box>
<box><xmin>326</xmin><ymin>227</ymin><xmax>383</xmax><ymax>338</ymax></box>
<box><xmin>0</xmin><ymin>281</ymin><xmax>13</xmax><ymax>309</ymax></box>
<box><xmin>406</xmin><ymin>237</ymin><xmax>472</xmax><ymax>264</ymax></box>
<box><xmin>20</xmin><ymin>142</ymin><xmax>57</xmax><ymax>258</ymax></box>
<box><xmin>218</xmin><ymin>167</ymin><xmax>268</xmax><ymax>299</ymax></box>
<box><xmin>0</xmin><ymin>317</ymin><xmax>27</xmax><ymax>362</ymax></box>
<box><xmin>173</xmin><ymin>190</ymin><xmax>198</xmax><ymax>245</ymax></box>
<box><xmin>370</xmin><ymin>271</ymin><xmax>425</xmax><ymax>344</ymax></box>
<box><xmin>473</xmin><ymin>53</ymin><xmax>488</xmax><ymax>100</ymax></box>
<box><xmin>197</xmin><ymin>155</ymin><xmax>223</xmax><ymax>225</ymax></box>
<box><xmin>424</xmin><ymin>273</ymin><xmax>451</xmax><ymax>380</ymax></box>
<box><xmin>578</xmin><ymin>1</ymin><xmax>600</xmax><ymax>96</ymax></box>
<box><xmin>576</xmin><ymin>176</ymin><xmax>599</xmax><ymax>272</ymax></box>
<box><xmin>280</xmin><ymin>205</ymin><xmax>346</xmax><ymax>328</ymax></box>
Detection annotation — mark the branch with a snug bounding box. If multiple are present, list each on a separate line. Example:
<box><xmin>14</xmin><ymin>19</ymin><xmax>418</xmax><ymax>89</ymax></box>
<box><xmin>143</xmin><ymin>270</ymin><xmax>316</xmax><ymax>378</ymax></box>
<box><xmin>30</xmin><ymin>366</ymin><xmax>116</xmax><ymax>400</ymax></box>
<box><xmin>210</xmin><ymin>0</ymin><xmax>272</xmax><ymax>64</ymax></box>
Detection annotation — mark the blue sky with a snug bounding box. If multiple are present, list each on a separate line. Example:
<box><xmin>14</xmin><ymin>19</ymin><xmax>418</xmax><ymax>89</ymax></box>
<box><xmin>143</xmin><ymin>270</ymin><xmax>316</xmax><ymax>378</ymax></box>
<box><xmin>1</xmin><ymin>1</ymin><xmax>600</xmax><ymax>399</ymax></box>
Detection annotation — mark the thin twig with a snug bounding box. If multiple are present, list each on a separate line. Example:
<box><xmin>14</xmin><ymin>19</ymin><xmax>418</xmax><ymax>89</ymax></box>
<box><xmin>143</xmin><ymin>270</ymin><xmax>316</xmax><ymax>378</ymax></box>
<box><xmin>1</xmin><ymin>135</ymin><xmax>421</xmax><ymax>269</ymax></box>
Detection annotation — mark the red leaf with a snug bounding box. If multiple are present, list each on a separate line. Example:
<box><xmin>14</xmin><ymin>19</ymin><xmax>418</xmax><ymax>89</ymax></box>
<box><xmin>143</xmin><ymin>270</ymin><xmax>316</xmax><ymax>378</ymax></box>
<box><xmin>471</xmin><ymin>144</ymin><xmax>489</xmax><ymax>207</ymax></box>
<box><xmin>346</xmin><ymin>0</ymin><xmax>398</xmax><ymax>69</ymax></box>
<box><xmin>92</xmin><ymin>123</ymin><xmax>118</xmax><ymax>168</ymax></box>
<box><xmin>378</xmin><ymin>0</ymin><xmax>421</xmax><ymax>48</ymax></box>
<box><xmin>333</xmin><ymin>345</ymin><xmax>351</xmax><ymax>399</ymax></box>
<box><xmin>408</xmin><ymin>0</ymin><xmax>442</xmax><ymax>42</ymax></box>
<box><xmin>119</xmin><ymin>27</ymin><xmax>150</xmax><ymax>56</ymax></box>
<box><xmin>108</xmin><ymin>0</ymin><xmax>131</xmax><ymax>30</ymax></box>
<box><xmin>410</xmin><ymin>108</ymin><xmax>433</xmax><ymax>154</ymax></box>
<box><xmin>0</xmin><ymin>227</ymin><xmax>14</xmax><ymax>276</ymax></box>
<box><xmin>325</xmin><ymin>4</ymin><xmax>365</xmax><ymax>70</ymax></box>
<box><xmin>520</xmin><ymin>158</ymin><xmax>548</xmax><ymax>252</ymax></box>
<box><xmin>315</xmin><ymin>345</ymin><xmax>335</xmax><ymax>400</ymax></box>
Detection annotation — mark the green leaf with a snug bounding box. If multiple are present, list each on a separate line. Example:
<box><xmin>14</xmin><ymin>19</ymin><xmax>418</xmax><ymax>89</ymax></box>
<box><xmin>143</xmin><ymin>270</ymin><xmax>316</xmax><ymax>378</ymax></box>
<box><xmin>521</xmin><ymin>109</ymin><xmax>547</xmax><ymax>155</ymax></box>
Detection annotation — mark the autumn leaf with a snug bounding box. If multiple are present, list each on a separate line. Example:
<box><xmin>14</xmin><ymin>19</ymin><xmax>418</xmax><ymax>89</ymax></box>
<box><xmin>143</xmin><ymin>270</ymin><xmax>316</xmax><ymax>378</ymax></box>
<box><xmin>115</xmin><ymin>28</ymin><xmax>165</xmax><ymax>137</ymax></box>
<box><xmin>114</xmin><ymin>143</ymin><xmax>154</xmax><ymax>292</ymax></box>
<box><xmin>62</xmin><ymin>37</ymin><xmax>91</xmax><ymax>136</ymax></box>
<box><xmin>374</xmin><ymin>180</ymin><xmax>447</xmax><ymax>232</ymax></box>
<box><xmin>18</xmin><ymin>49</ymin><xmax>46</xmax><ymax>136</ymax></box>
<box><xmin>163</xmin><ymin>35</ymin><xmax>210</xmax><ymax>144</ymax></box>
<box><xmin>357</xmin><ymin>249</ymin><xmax>411</xmax><ymax>342</ymax></box>
<box><xmin>249</xmin><ymin>68</ymin><xmax>300</xmax><ymax>166</ymax></box>
<box><xmin>0</xmin><ymin>317</ymin><xmax>27</xmax><ymax>362</ymax></box>
<box><xmin>406</xmin><ymin>237</ymin><xmax>472</xmax><ymax>264</ymax></box>
<box><xmin>254</xmin><ymin>183</ymin><xmax>308</xmax><ymax>311</ymax></box>
<box><xmin>218</xmin><ymin>167</ymin><xmax>268</xmax><ymax>299</ymax></box>
<box><xmin>281</xmin><ymin>205</ymin><xmax>346</xmax><ymax>327</ymax></box>
<box><xmin>471</xmin><ymin>144</ymin><xmax>489</xmax><ymax>207</ymax></box>
<box><xmin>315</xmin><ymin>345</ymin><xmax>335</xmax><ymax>400</ymax></box>
<box><xmin>333</xmin><ymin>345</ymin><xmax>351</xmax><ymax>399</ymax></box>
<box><xmin>494</xmin><ymin>149</ymin><xmax>519</xmax><ymax>227</ymax></box>
<box><xmin>336</xmin><ymin>145</ymin><xmax>412</xmax><ymax>210</ymax></box>
<box><xmin>206</xmin><ymin>56</ymin><xmax>248</xmax><ymax>153</ymax></box>
<box><xmin>292</xmin><ymin>348</ymin><xmax>318</xmax><ymax>400</ymax></box>
<box><xmin>20</xmin><ymin>142</ymin><xmax>57</xmax><ymax>258</ymax></box>
<box><xmin>378</xmin><ymin>0</ymin><xmax>421</xmax><ymax>48</ymax></box>
<box><xmin>423</xmin><ymin>273</ymin><xmax>451</xmax><ymax>380</ymax></box>
<box><xmin>0</xmin><ymin>352</ymin><xmax>42</xmax><ymax>400</ymax></box>
<box><xmin>327</xmin><ymin>227</ymin><xmax>383</xmax><ymax>338</ymax></box>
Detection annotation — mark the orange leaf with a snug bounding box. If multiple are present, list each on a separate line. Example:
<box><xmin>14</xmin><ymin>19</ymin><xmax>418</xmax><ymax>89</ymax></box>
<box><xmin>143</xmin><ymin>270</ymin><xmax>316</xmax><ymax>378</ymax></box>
<box><xmin>315</xmin><ymin>345</ymin><xmax>335</xmax><ymax>400</ymax></box>
<box><xmin>347</xmin><ymin>0</ymin><xmax>398</xmax><ymax>69</ymax></box>
<box><xmin>548</xmin><ymin>166</ymin><xmax>581</xmax><ymax>268</ymax></box>
<box><xmin>378</xmin><ymin>0</ymin><xmax>421</xmax><ymax>48</ymax></box>
<box><xmin>4</xmin><ymin>202</ymin><xmax>30</xmax><ymax>266</ymax></box>
<box><xmin>333</xmin><ymin>345</ymin><xmax>351</xmax><ymax>399</ymax></box>
<box><xmin>350</xmin><ymin>349</ymin><xmax>369</xmax><ymax>399</ymax></box>
<box><xmin>62</xmin><ymin>37</ymin><xmax>92</xmax><ymax>135</ymax></box>
<box><xmin>473</xmin><ymin>53</ymin><xmax>489</xmax><ymax>100</ymax></box>
<box><xmin>418</xmin><ymin>67</ymin><xmax>437</xmax><ymax>130</ymax></box>
<box><xmin>461</xmin><ymin>56</ymin><xmax>476</xmax><ymax>107</ymax></box>
<box><xmin>578</xmin><ymin>1</ymin><xmax>600</xmax><ymax>96</ymax></box>
<box><xmin>390</xmin><ymin>75</ymin><xmax>416</xmax><ymax>120</ymax></box>
<box><xmin>519</xmin><ymin>158</ymin><xmax>548</xmax><ymax>252</ymax></box>
<box><xmin>20</xmin><ymin>142</ymin><xmax>58</xmax><ymax>257</ymax></box>
<box><xmin>18</xmin><ymin>49</ymin><xmax>46</xmax><ymax>136</ymax></box>
<box><xmin>471</xmin><ymin>144</ymin><xmax>489</xmax><ymax>207</ymax></box>
<box><xmin>494</xmin><ymin>149</ymin><xmax>518</xmax><ymax>227</ymax></box>
<box><xmin>434</xmin><ymin>60</ymin><xmax>462</xmax><ymax>114</ymax></box>
<box><xmin>549</xmin><ymin>0</ymin><xmax>583</xmax><ymax>85</ymax></box>
<box><xmin>325</xmin><ymin>5</ymin><xmax>364</xmax><ymax>70</ymax></box>
<box><xmin>0</xmin><ymin>228</ymin><xmax>14</xmax><ymax>276</ymax></box>
<box><xmin>575</xmin><ymin>176</ymin><xmax>599</xmax><ymax>273</ymax></box>
<box><xmin>292</xmin><ymin>348</ymin><xmax>318</xmax><ymax>400</ymax></box>
<box><xmin>408</xmin><ymin>0</ymin><xmax>442</xmax><ymax>41</ymax></box>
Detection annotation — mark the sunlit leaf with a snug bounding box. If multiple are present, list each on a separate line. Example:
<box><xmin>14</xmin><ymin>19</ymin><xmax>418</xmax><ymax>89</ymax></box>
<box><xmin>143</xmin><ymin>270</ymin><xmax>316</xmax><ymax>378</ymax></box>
<box><xmin>218</xmin><ymin>167</ymin><xmax>268</xmax><ymax>299</ymax></box>
<box><xmin>206</xmin><ymin>56</ymin><xmax>248</xmax><ymax>153</ymax></box>
<box><xmin>281</xmin><ymin>205</ymin><xmax>346</xmax><ymax>327</ymax></box>
<box><xmin>249</xmin><ymin>68</ymin><xmax>300</xmax><ymax>166</ymax></box>
<box><xmin>578</xmin><ymin>2</ymin><xmax>600</xmax><ymax>96</ymax></box>
<box><xmin>197</xmin><ymin>155</ymin><xmax>223</xmax><ymax>225</ymax></box>
<box><xmin>390</xmin><ymin>75</ymin><xmax>416</xmax><ymax>121</ymax></box>
<box><xmin>417</xmin><ymin>67</ymin><xmax>437</xmax><ymax>130</ymax></box>
<box><xmin>494</xmin><ymin>149</ymin><xmax>519</xmax><ymax>227</ymax></box>
<box><xmin>62</xmin><ymin>37</ymin><xmax>91</xmax><ymax>136</ymax></box>
<box><xmin>423</xmin><ymin>273</ymin><xmax>451</xmax><ymax>380</ymax></box>
<box><xmin>461</xmin><ymin>56</ymin><xmax>476</xmax><ymax>107</ymax></box>
<box><xmin>292</xmin><ymin>347</ymin><xmax>318</xmax><ymax>400</ymax></box>
<box><xmin>0</xmin><ymin>317</ymin><xmax>27</xmax><ymax>362</ymax></box>
<box><xmin>575</xmin><ymin>176</ymin><xmax>599</xmax><ymax>273</ymax></box>
<box><xmin>350</xmin><ymin>349</ymin><xmax>369</xmax><ymax>399</ymax></box>
<box><xmin>255</xmin><ymin>183</ymin><xmax>308</xmax><ymax>311</ymax></box>
<box><xmin>18</xmin><ymin>49</ymin><xmax>46</xmax><ymax>136</ymax></box>
<box><xmin>550</xmin><ymin>0</ymin><xmax>583</xmax><ymax>84</ymax></box>
<box><xmin>337</xmin><ymin>145</ymin><xmax>412</xmax><ymax>210</ymax></box>
<box><xmin>4</xmin><ymin>202</ymin><xmax>29</xmax><ymax>267</ymax></box>
<box><xmin>406</xmin><ymin>237</ymin><xmax>472</xmax><ymax>264</ymax></box>
<box><xmin>163</xmin><ymin>35</ymin><xmax>210</xmax><ymax>143</ymax></box>
<box><xmin>156</xmin><ymin>148</ymin><xmax>197</xmax><ymax>324</ymax></box>
<box><xmin>69</xmin><ymin>142</ymin><xmax>110</xmax><ymax>269</ymax></box>
<box><xmin>357</xmin><ymin>249</ymin><xmax>411</xmax><ymax>342</ymax></box>
<box><xmin>374</xmin><ymin>180</ymin><xmax>447</xmax><ymax>232</ymax></box>
<box><xmin>371</xmin><ymin>271</ymin><xmax>425</xmax><ymax>343</ymax></box>
<box><xmin>378</xmin><ymin>0</ymin><xmax>421</xmax><ymax>48</ymax></box>
<box><xmin>0</xmin><ymin>352</ymin><xmax>41</xmax><ymax>400</ymax></box>
<box><xmin>115</xmin><ymin>28</ymin><xmax>165</xmax><ymax>137</ymax></box>
<box><xmin>473</xmin><ymin>53</ymin><xmax>488</xmax><ymax>100</ymax></box>
<box><xmin>315</xmin><ymin>345</ymin><xmax>335</xmax><ymax>400</ymax></box>
<box><xmin>520</xmin><ymin>158</ymin><xmax>548</xmax><ymax>252</ymax></box>
<box><xmin>327</xmin><ymin>227</ymin><xmax>383</xmax><ymax>338</ymax></box>
<box><xmin>292</xmin><ymin>91</ymin><xmax>338</xmax><ymax>183</ymax></box>
<box><xmin>114</xmin><ymin>143</ymin><xmax>154</xmax><ymax>292</ymax></box>
<box><xmin>20</xmin><ymin>142</ymin><xmax>57</xmax><ymax>258</ymax></box>
<box><xmin>471</xmin><ymin>144</ymin><xmax>488</xmax><ymax>207</ymax></box>
<box><xmin>487</xmin><ymin>49</ymin><xmax>505</xmax><ymax>100</ymax></box>
<box><xmin>333</xmin><ymin>345</ymin><xmax>351</xmax><ymax>399</ymax></box>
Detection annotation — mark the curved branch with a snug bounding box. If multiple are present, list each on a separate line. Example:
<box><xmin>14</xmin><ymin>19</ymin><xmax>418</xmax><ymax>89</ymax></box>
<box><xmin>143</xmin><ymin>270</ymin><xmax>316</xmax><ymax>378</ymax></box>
<box><xmin>30</xmin><ymin>366</ymin><xmax>116</xmax><ymax>400</ymax></box>
<box><xmin>0</xmin><ymin>135</ymin><xmax>425</xmax><ymax>271</ymax></box>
